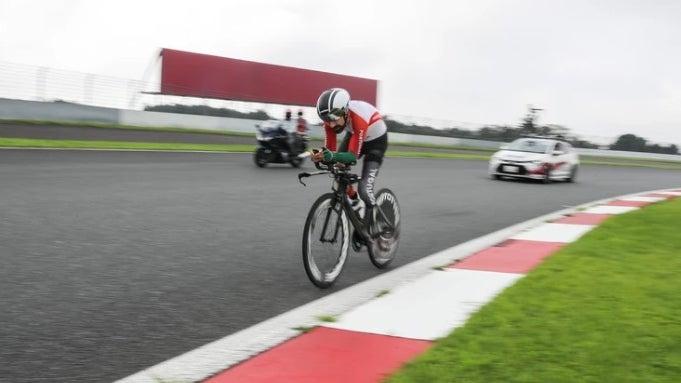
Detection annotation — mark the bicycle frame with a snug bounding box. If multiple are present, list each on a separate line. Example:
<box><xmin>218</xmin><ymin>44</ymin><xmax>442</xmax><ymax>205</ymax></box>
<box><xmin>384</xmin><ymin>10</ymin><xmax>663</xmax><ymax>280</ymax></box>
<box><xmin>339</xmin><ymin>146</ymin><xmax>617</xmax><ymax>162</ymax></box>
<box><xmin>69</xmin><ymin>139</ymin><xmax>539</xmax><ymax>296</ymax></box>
<box><xmin>298</xmin><ymin>162</ymin><xmax>367</xmax><ymax>239</ymax></box>
<box><xmin>299</xmin><ymin>160</ymin><xmax>398</xmax><ymax>242</ymax></box>
<box><xmin>316</xmin><ymin>195</ymin><xmax>344</xmax><ymax>245</ymax></box>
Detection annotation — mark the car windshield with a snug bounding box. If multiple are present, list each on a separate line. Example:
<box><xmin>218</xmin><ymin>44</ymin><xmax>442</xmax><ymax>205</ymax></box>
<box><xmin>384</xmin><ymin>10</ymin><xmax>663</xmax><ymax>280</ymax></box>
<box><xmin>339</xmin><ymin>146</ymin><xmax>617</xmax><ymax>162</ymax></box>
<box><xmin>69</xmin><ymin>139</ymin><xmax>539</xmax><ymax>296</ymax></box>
<box><xmin>506</xmin><ymin>139</ymin><xmax>550</xmax><ymax>154</ymax></box>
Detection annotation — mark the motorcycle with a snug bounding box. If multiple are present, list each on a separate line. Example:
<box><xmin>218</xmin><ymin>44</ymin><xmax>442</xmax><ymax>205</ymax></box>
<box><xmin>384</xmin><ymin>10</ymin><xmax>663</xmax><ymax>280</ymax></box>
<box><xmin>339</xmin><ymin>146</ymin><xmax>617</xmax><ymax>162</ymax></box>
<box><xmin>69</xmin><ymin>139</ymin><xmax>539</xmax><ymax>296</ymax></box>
<box><xmin>254</xmin><ymin>120</ymin><xmax>309</xmax><ymax>168</ymax></box>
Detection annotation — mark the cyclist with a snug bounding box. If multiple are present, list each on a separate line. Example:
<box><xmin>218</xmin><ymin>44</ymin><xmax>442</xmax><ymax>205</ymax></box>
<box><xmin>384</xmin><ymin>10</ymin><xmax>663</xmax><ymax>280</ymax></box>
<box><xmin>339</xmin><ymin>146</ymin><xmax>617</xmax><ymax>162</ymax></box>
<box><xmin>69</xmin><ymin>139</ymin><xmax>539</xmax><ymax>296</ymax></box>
<box><xmin>310</xmin><ymin>87</ymin><xmax>389</xmax><ymax>238</ymax></box>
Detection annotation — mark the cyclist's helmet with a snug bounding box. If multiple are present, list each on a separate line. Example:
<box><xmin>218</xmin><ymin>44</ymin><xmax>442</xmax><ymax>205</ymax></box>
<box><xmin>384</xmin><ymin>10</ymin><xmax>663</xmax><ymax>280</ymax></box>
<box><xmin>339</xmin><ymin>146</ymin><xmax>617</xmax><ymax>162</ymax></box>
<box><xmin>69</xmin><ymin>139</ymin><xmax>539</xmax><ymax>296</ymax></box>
<box><xmin>316</xmin><ymin>88</ymin><xmax>350</xmax><ymax>133</ymax></box>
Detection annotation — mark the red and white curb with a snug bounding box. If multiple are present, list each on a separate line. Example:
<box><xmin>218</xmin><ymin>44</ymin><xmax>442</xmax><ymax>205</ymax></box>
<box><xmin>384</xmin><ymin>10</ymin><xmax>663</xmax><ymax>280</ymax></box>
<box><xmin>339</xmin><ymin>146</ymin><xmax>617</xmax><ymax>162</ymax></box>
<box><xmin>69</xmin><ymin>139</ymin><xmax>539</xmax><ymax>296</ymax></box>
<box><xmin>115</xmin><ymin>188</ymin><xmax>681</xmax><ymax>383</ymax></box>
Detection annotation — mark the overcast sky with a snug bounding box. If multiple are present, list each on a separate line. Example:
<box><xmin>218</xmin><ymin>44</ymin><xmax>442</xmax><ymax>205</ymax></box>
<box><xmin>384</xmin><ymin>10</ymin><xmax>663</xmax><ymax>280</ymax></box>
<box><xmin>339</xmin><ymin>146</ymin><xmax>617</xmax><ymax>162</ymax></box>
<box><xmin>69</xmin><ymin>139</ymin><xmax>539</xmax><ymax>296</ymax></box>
<box><xmin>1</xmin><ymin>0</ymin><xmax>680</xmax><ymax>145</ymax></box>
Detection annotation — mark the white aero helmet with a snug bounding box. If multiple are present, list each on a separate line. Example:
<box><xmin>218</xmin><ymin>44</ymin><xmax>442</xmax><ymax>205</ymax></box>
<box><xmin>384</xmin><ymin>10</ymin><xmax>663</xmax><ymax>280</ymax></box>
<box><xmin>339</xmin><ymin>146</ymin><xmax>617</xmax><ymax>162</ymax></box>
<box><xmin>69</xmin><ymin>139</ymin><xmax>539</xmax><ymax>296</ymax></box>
<box><xmin>316</xmin><ymin>88</ymin><xmax>350</xmax><ymax>129</ymax></box>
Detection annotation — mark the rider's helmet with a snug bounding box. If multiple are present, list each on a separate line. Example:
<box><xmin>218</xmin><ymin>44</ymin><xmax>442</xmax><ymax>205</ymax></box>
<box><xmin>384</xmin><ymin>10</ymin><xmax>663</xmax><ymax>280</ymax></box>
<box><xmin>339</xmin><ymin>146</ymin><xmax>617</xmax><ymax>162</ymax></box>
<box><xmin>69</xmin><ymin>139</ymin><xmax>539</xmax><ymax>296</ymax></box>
<box><xmin>316</xmin><ymin>88</ymin><xmax>350</xmax><ymax>133</ymax></box>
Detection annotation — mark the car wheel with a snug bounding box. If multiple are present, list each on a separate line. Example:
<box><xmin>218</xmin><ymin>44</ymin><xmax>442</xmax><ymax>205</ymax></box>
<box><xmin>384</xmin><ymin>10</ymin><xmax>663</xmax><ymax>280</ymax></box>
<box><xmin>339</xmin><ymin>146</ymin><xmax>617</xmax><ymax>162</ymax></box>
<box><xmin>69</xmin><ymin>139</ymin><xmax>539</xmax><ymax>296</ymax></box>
<box><xmin>566</xmin><ymin>165</ymin><xmax>578</xmax><ymax>183</ymax></box>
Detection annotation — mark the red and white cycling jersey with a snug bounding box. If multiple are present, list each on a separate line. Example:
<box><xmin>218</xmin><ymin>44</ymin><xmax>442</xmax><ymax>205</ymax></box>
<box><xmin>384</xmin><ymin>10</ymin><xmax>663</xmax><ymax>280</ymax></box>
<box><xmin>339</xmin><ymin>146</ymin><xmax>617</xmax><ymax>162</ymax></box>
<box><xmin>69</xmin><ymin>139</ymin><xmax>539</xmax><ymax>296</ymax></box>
<box><xmin>323</xmin><ymin>100</ymin><xmax>387</xmax><ymax>157</ymax></box>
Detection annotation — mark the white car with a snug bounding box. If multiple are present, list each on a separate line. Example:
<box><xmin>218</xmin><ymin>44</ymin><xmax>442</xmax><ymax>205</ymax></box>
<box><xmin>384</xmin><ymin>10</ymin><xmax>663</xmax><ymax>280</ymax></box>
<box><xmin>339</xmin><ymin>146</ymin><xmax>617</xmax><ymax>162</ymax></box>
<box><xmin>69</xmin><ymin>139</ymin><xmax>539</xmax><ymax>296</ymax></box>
<box><xmin>488</xmin><ymin>137</ymin><xmax>579</xmax><ymax>183</ymax></box>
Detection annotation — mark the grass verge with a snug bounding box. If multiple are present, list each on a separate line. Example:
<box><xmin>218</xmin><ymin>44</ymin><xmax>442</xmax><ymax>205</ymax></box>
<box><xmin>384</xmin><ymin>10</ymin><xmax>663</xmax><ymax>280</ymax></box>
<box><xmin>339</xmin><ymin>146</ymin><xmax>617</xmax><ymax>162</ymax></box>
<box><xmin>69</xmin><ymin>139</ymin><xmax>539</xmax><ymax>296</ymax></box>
<box><xmin>387</xmin><ymin>197</ymin><xmax>681</xmax><ymax>383</ymax></box>
<box><xmin>0</xmin><ymin>137</ymin><xmax>254</xmax><ymax>152</ymax></box>
<box><xmin>0</xmin><ymin>138</ymin><xmax>488</xmax><ymax>160</ymax></box>
<box><xmin>0</xmin><ymin>119</ymin><xmax>256</xmax><ymax>137</ymax></box>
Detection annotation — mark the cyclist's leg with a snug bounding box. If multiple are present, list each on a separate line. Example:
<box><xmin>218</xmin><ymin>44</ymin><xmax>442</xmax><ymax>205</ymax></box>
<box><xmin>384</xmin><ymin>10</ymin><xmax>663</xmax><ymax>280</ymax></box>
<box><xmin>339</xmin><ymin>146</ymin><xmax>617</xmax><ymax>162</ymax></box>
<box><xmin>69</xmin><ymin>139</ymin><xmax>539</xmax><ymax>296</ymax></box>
<box><xmin>340</xmin><ymin>132</ymin><xmax>365</xmax><ymax>248</ymax></box>
<box><xmin>339</xmin><ymin>133</ymin><xmax>362</xmax><ymax>205</ymax></box>
<box><xmin>358</xmin><ymin>134</ymin><xmax>388</xmax><ymax>235</ymax></box>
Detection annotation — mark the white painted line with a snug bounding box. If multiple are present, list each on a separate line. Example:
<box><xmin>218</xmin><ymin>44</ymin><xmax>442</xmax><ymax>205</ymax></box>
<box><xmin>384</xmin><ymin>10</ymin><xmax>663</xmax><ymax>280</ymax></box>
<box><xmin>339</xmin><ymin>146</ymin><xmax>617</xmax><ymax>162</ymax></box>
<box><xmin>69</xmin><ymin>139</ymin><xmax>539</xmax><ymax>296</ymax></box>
<box><xmin>582</xmin><ymin>205</ymin><xmax>639</xmax><ymax>215</ymax></box>
<box><xmin>655</xmin><ymin>191</ymin><xmax>681</xmax><ymax>196</ymax></box>
<box><xmin>325</xmin><ymin>269</ymin><xmax>522</xmax><ymax>340</ymax></box>
<box><xmin>510</xmin><ymin>223</ymin><xmax>595</xmax><ymax>243</ymax></box>
<box><xmin>619</xmin><ymin>196</ymin><xmax>665</xmax><ymax>203</ymax></box>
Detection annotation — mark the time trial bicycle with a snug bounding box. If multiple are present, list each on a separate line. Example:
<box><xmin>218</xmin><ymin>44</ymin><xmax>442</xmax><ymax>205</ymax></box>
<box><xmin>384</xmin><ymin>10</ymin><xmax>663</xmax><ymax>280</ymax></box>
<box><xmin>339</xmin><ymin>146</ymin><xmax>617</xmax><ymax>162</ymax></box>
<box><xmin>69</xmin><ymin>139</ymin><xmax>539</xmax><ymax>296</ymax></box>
<box><xmin>298</xmin><ymin>159</ymin><xmax>401</xmax><ymax>288</ymax></box>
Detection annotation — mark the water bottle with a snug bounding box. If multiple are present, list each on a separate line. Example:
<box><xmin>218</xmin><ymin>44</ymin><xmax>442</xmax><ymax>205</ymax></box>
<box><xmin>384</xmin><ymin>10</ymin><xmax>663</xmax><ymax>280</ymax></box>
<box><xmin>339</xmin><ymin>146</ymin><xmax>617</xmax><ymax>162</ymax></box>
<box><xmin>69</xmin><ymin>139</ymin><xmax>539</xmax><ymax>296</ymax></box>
<box><xmin>348</xmin><ymin>188</ymin><xmax>365</xmax><ymax>219</ymax></box>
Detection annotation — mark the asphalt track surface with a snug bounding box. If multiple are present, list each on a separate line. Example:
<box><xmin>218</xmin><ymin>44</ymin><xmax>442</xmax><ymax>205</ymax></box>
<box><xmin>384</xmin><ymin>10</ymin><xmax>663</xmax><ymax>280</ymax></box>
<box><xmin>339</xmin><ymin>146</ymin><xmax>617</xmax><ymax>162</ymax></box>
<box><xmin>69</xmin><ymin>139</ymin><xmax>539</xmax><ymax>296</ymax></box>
<box><xmin>2</xmin><ymin>129</ymin><xmax>680</xmax><ymax>382</ymax></box>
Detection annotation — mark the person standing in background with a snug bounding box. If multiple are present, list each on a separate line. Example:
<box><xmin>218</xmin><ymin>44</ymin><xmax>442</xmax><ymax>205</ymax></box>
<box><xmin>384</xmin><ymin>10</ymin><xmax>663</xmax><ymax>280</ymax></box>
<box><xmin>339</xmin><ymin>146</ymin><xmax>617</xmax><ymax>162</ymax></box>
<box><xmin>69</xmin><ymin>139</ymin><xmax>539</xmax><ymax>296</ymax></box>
<box><xmin>296</xmin><ymin>109</ymin><xmax>308</xmax><ymax>137</ymax></box>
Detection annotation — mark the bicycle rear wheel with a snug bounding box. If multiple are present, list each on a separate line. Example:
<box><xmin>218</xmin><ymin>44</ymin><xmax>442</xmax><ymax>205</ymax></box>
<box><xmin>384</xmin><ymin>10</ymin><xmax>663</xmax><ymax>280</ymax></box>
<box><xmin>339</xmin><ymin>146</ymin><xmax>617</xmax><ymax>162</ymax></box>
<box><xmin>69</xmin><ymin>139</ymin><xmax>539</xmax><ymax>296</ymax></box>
<box><xmin>368</xmin><ymin>188</ymin><xmax>401</xmax><ymax>269</ymax></box>
<box><xmin>302</xmin><ymin>193</ymin><xmax>350</xmax><ymax>288</ymax></box>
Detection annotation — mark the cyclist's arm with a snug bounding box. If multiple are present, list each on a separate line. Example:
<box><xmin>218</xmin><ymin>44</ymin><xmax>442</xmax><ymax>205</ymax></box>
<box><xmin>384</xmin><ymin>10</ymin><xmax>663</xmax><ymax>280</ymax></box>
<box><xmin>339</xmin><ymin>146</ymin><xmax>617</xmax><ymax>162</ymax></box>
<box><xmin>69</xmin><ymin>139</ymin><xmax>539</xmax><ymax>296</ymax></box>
<box><xmin>343</xmin><ymin>116</ymin><xmax>369</xmax><ymax>162</ymax></box>
<box><xmin>330</xmin><ymin>151</ymin><xmax>356</xmax><ymax>163</ymax></box>
<box><xmin>318</xmin><ymin>122</ymin><xmax>362</xmax><ymax>164</ymax></box>
<box><xmin>319</xmin><ymin>147</ymin><xmax>356</xmax><ymax>164</ymax></box>
<box><xmin>323</xmin><ymin>124</ymin><xmax>337</xmax><ymax>151</ymax></box>
<box><xmin>316</xmin><ymin>125</ymin><xmax>353</xmax><ymax>164</ymax></box>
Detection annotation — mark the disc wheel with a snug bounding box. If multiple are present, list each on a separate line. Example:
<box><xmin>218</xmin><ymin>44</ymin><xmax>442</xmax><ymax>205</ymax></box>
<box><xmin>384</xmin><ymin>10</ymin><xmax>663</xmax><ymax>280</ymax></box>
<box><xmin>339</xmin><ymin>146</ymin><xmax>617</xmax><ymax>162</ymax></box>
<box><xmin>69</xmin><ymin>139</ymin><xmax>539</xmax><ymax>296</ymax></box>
<box><xmin>367</xmin><ymin>188</ymin><xmax>401</xmax><ymax>269</ymax></box>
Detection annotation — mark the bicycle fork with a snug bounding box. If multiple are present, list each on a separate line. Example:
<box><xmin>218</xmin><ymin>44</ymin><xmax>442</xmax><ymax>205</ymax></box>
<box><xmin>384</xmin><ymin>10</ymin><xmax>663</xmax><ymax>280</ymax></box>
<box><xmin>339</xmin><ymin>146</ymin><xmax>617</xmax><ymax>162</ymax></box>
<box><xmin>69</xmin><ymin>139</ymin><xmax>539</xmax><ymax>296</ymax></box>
<box><xmin>318</xmin><ymin>199</ymin><xmax>344</xmax><ymax>244</ymax></box>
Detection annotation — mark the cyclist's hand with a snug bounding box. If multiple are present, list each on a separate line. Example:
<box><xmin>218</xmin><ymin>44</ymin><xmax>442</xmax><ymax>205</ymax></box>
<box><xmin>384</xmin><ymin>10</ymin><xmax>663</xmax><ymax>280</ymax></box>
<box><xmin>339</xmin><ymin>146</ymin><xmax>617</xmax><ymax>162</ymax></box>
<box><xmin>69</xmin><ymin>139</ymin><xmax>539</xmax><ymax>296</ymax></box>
<box><xmin>321</xmin><ymin>148</ymin><xmax>334</xmax><ymax>162</ymax></box>
<box><xmin>310</xmin><ymin>149</ymin><xmax>324</xmax><ymax>163</ymax></box>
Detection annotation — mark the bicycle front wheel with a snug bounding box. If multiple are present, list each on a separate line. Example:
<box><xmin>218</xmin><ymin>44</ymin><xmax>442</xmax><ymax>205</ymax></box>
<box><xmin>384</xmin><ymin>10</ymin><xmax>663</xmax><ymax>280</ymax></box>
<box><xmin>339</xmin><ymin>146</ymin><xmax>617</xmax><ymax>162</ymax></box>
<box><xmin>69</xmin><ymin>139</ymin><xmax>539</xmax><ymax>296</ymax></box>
<box><xmin>368</xmin><ymin>188</ymin><xmax>401</xmax><ymax>269</ymax></box>
<box><xmin>302</xmin><ymin>193</ymin><xmax>350</xmax><ymax>288</ymax></box>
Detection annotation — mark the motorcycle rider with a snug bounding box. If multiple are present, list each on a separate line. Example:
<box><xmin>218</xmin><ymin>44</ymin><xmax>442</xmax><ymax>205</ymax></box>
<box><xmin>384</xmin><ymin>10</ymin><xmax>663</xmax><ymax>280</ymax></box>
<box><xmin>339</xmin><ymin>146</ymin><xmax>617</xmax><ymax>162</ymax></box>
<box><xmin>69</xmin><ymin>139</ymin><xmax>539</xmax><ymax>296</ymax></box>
<box><xmin>296</xmin><ymin>109</ymin><xmax>308</xmax><ymax>137</ymax></box>
<box><xmin>310</xmin><ymin>88</ymin><xmax>389</xmax><ymax>238</ymax></box>
<box><xmin>276</xmin><ymin>110</ymin><xmax>295</xmax><ymax>160</ymax></box>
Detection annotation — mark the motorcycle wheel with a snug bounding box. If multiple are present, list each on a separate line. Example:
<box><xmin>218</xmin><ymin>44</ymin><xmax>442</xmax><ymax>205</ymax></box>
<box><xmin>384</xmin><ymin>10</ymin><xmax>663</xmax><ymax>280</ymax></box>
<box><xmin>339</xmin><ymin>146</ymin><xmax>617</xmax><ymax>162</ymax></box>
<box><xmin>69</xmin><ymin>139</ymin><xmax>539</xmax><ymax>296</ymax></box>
<box><xmin>290</xmin><ymin>155</ymin><xmax>303</xmax><ymax>168</ymax></box>
<box><xmin>254</xmin><ymin>149</ymin><xmax>268</xmax><ymax>168</ymax></box>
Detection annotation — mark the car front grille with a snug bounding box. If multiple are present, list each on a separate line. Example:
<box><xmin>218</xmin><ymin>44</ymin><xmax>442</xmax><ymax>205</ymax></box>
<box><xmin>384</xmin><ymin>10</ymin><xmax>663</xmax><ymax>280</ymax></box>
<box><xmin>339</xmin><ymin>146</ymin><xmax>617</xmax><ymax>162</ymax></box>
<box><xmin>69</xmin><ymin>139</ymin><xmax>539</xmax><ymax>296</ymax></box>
<box><xmin>496</xmin><ymin>163</ymin><xmax>528</xmax><ymax>175</ymax></box>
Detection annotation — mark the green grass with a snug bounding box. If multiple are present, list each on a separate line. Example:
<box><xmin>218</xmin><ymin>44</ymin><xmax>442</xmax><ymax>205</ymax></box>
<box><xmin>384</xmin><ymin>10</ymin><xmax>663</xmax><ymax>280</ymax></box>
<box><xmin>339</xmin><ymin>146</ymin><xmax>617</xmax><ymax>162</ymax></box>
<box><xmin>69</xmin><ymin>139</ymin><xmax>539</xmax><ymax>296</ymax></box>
<box><xmin>1</xmin><ymin>118</ymin><xmax>257</xmax><ymax>137</ymax></box>
<box><xmin>316</xmin><ymin>315</ymin><xmax>338</xmax><ymax>323</ymax></box>
<box><xmin>385</xmin><ymin>140</ymin><xmax>498</xmax><ymax>153</ymax></box>
<box><xmin>387</xmin><ymin>197</ymin><xmax>681</xmax><ymax>383</ymax></box>
<box><xmin>580</xmin><ymin>157</ymin><xmax>681</xmax><ymax>170</ymax></box>
<box><xmin>0</xmin><ymin>137</ymin><xmax>491</xmax><ymax>161</ymax></box>
<box><xmin>0</xmin><ymin>137</ymin><xmax>254</xmax><ymax>152</ymax></box>
<box><xmin>292</xmin><ymin>326</ymin><xmax>315</xmax><ymax>333</ymax></box>
<box><xmin>386</xmin><ymin>150</ymin><xmax>491</xmax><ymax>160</ymax></box>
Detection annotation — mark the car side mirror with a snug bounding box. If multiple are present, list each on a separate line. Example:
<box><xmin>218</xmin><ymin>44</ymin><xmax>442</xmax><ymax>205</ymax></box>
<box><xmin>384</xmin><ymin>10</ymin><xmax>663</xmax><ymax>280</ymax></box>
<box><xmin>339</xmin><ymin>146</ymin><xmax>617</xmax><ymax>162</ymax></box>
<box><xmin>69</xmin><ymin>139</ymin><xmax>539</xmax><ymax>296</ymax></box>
<box><xmin>552</xmin><ymin>150</ymin><xmax>564</xmax><ymax>156</ymax></box>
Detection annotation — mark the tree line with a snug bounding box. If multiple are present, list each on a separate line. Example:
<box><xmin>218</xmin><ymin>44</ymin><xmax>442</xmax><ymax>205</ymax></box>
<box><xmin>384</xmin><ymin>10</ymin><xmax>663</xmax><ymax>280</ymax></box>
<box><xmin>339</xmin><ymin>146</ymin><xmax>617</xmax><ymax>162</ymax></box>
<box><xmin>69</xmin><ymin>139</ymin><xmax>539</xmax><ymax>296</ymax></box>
<box><xmin>145</xmin><ymin>103</ymin><xmax>271</xmax><ymax>120</ymax></box>
<box><xmin>144</xmin><ymin>103</ymin><xmax>678</xmax><ymax>155</ymax></box>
